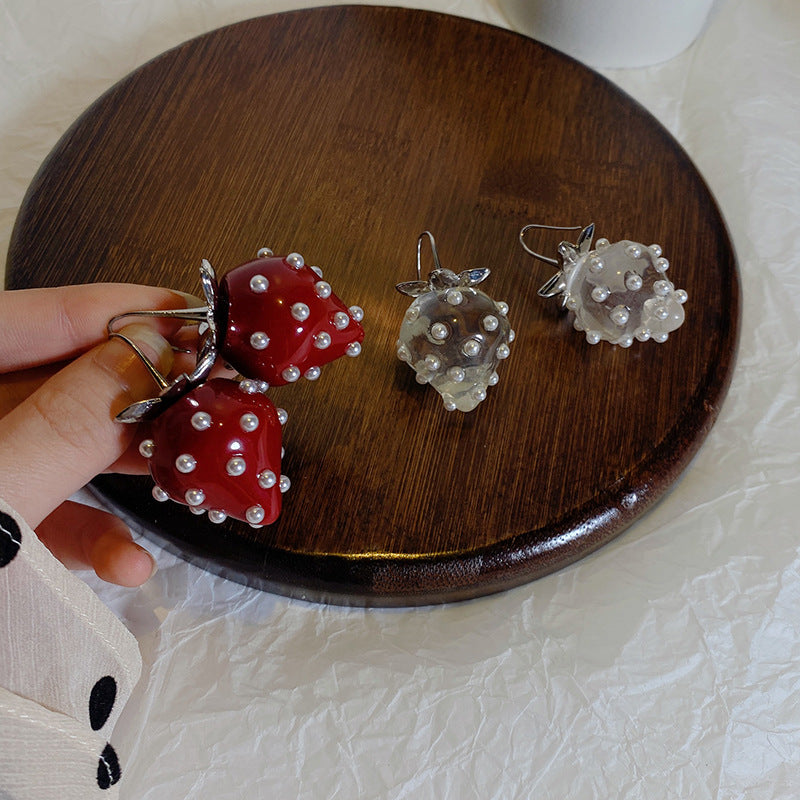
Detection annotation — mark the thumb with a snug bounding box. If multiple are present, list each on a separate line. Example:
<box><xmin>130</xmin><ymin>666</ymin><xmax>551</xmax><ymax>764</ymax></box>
<box><xmin>0</xmin><ymin>324</ymin><xmax>173</xmax><ymax>529</ymax></box>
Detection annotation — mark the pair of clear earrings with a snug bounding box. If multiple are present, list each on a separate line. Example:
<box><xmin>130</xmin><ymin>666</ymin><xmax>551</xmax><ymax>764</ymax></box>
<box><xmin>395</xmin><ymin>223</ymin><xmax>688</xmax><ymax>412</ymax></box>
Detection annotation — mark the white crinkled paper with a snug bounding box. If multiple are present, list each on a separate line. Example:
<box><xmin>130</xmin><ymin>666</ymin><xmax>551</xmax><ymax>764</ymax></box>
<box><xmin>2</xmin><ymin>0</ymin><xmax>800</xmax><ymax>797</ymax></box>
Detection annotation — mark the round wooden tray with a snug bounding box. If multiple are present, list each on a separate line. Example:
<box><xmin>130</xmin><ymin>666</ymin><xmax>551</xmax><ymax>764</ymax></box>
<box><xmin>6</xmin><ymin>6</ymin><xmax>739</xmax><ymax>606</ymax></box>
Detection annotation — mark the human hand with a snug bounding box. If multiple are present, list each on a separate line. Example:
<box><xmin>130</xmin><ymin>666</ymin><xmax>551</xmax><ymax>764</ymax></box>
<box><xmin>0</xmin><ymin>283</ymin><xmax>196</xmax><ymax>586</ymax></box>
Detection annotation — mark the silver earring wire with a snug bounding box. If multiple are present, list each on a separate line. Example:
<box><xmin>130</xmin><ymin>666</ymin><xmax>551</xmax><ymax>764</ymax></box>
<box><xmin>519</xmin><ymin>223</ymin><xmax>584</xmax><ymax>266</ymax></box>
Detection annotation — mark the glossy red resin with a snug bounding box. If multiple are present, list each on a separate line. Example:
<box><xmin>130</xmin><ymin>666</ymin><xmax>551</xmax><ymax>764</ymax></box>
<box><xmin>219</xmin><ymin>255</ymin><xmax>365</xmax><ymax>385</ymax></box>
<box><xmin>148</xmin><ymin>378</ymin><xmax>283</xmax><ymax>524</ymax></box>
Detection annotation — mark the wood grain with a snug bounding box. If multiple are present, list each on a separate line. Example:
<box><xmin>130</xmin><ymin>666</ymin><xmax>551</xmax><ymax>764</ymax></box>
<box><xmin>5</xmin><ymin>6</ymin><xmax>740</xmax><ymax>605</ymax></box>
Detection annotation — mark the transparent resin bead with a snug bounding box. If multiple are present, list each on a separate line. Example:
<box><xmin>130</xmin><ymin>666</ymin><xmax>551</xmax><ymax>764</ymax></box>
<box><xmin>396</xmin><ymin>254</ymin><xmax>512</xmax><ymax>411</ymax></box>
<box><xmin>533</xmin><ymin>224</ymin><xmax>687</xmax><ymax>346</ymax></box>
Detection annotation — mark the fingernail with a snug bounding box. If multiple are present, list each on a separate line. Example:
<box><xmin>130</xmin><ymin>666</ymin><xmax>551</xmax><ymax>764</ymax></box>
<box><xmin>116</xmin><ymin>323</ymin><xmax>174</xmax><ymax>375</ymax></box>
<box><xmin>171</xmin><ymin>290</ymin><xmax>205</xmax><ymax>307</ymax></box>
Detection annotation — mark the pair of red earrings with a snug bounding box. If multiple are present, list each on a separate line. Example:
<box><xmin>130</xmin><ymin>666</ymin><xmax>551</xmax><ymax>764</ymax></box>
<box><xmin>109</xmin><ymin>248</ymin><xmax>364</xmax><ymax>528</ymax></box>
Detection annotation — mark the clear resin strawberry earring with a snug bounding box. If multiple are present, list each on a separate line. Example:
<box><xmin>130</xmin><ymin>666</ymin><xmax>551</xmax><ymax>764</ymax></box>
<box><xmin>520</xmin><ymin>223</ymin><xmax>688</xmax><ymax>347</ymax></box>
<box><xmin>395</xmin><ymin>231</ymin><xmax>514</xmax><ymax>412</ymax></box>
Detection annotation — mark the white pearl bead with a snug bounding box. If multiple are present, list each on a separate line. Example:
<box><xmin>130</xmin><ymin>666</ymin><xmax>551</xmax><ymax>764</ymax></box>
<box><xmin>655</xmin><ymin>257</ymin><xmax>669</xmax><ymax>272</ymax></box>
<box><xmin>508</xmin><ymin>329</ymin><xmax>516</xmax><ymax>343</ymax></box>
<box><xmin>333</xmin><ymin>311</ymin><xmax>350</xmax><ymax>330</ymax></box>
<box><xmin>653</xmin><ymin>332</ymin><xmax>669</xmax><ymax>343</ymax></box>
<box><xmin>424</xmin><ymin>354</ymin><xmax>441</xmax><ymax>371</ymax></box>
<box><xmin>185</xmin><ymin>488</ymin><xmax>205</xmax><ymax>506</ymax></box>
<box><xmin>618</xmin><ymin>335</ymin><xmax>634</xmax><ymax>348</ymax></box>
<box><xmin>566</xmin><ymin>295</ymin><xmax>578</xmax><ymax>311</ymax></box>
<box><xmin>462</xmin><ymin>339</ymin><xmax>481</xmax><ymax>358</ymax></box>
<box><xmin>447</xmin><ymin>366</ymin><xmax>465</xmax><ymax>382</ymax></box>
<box><xmin>442</xmin><ymin>395</ymin><xmax>457</xmax><ymax>412</ymax></box>
<box><xmin>225</xmin><ymin>456</ymin><xmax>247</xmax><ymax>477</ymax></box>
<box><xmin>625</xmin><ymin>273</ymin><xmax>643</xmax><ymax>291</ymax></box>
<box><xmin>653</xmin><ymin>280</ymin><xmax>671</xmax><ymax>297</ymax></box>
<box><xmin>472</xmin><ymin>387</ymin><xmax>487</xmax><ymax>403</ymax></box>
<box><xmin>239</xmin><ymin>379</ymin><xmax>259</xmax><ymax>394</ymax></box>
<box><xmin>649</xmin><ymin>244</ymin><xmax>662</xmax><ymax>258</ymax></box>
<box><xmin>311</xmin><ymin>265</ymin><xmax>323</xmax><ymax>278</ymax></box>
<box><xmin>208</xmin><ymin>510</ymin><xmax>227</xmax><ymax>524</ymax></box>
<box><xmin>349</xmin><ymin>305</ymin><xmax>364</xmax><ymax>322</ymax></box>
<box><xmin>445</xmin><ymin>289</ymin><xmax>463</xmax><ymax>305</ymax></box>
<box><xmin>314</xmin><ymin>281</ymin><xmax>331</xmax><ymax>299</ymax></box>
<box><xmin>591</xmin><ymin>285</ymin><xmax>610</xmax><ymax>302</ymax></box>
<box><xmin>139</xmin><ymin>439</ymin><xmax>155</xmax><ymax>458</ymax></box>
<box><xmin>655</xmin><ymin>305</ymin><xmax>670</xmax><ymax>321</ymax></box>
<box><xmin>396</xmin><ymin>344</ymin><xmax>411</xmax><ymax>362</ymax></box>
<box><xmin>415</xmin><ymin>372</ymin><xmax>429</xmax><ymax>384</ymax></box>
<box><xmin>496</xmin><ymin>343</ymin><xmax>510</xmax><ymax>359</ymax></box>
<box><xmin>240</xmin><ymin>413</ymin><xmax>259</xmax><ymax>432</ymax></box>
<box><xmin>282</xmin><ymin>365</ymin><xmax>300</xmax><ymax>382</ymax></box>
<box><xmin>304</xmin><ymin>366</ymin><xmax>321</xmax><ymax>380</ymax></box>
<box><xmin>610</xmin><ymin>305</ymin><xmax>630</xmax><ymax>327</ymax></box>
<box><xmin>175</xmin><ymin>454</ymin><xmax>196</xmax><ymax>473</ymax></box>
<box><xmin>246</xmin><ymin>505</ymin><xmax>265</xmax><ymax>525</ymax></box>
<box><xmin>191</xmin><ymin>412</ymin><xmax>212</xmax><ymax>431</ymax></box>
<box><xmin>277</xmin><ymin>408</ymin><xmax>288</xmax><ymax>425</ymax></box>
<box><xmin>625</xmin><ymin>244</ymin><xmax>642</xmax><ymax>259</ymax></box>
<box><xmin>635</xmin><ymin>327</ymin><xmax>651</xmax><ymax>342</ymax></box>
<box><xmin>586</xmin><ymin>331</ymin><xmax>601</xmax><ymax>345</ymax></box>
<box><xmin>405</xmin><ymin>306</ymin><xmax>419</xmax><ymax>322</ymax></box>
<box><xmin>314</xmin><ymin>332</ymin><xmax>331</xmax><ymax>349</ymax></box>
<box><xmin>482</xmin><ymin>314</ymin><xmax>499</xmax><ymax>332</ymax></box>
<box><xmin>595</xmin><ymin>238</ymin><xmax>610</xmax><ymax>250</ymax></box>
<box><xmin>675</xmin><ymin>289</ymin><xmax>688</xmax><ymax>304</ymax></box>
<box><xmin>286</xmin><ymin>252</ymin><xmax>304</xmax><ymax>269</ymax></box>
<box><xmin>496</xmin><ymin>301</ymin><xmax>509</xmax><ymax>316</ymax></box>
<box><xmin>488</xmin><ymin>371</ymin><xmax>499</xmax><ymax>386</ymax></box>
<box><xmin>291</xmin><ymin>302</ymin><xmax>310</xmax><ymax>322</ymax></box>
<box><xmin>256</xmin><ymin>247</ymin><xmax>273</xmax><ymax>258</ymax></box>
<box><xmin>249</xmin><ymin>274</ymin><xmax>269</xmax><ymax>293</ymax></box>
<box><xmin>279</xmin><ymin>475</ymin><xmax>291</xmax><ymax>493</ymax></box>
<box><xmin>250</xmin><ymin>331</ymin><xmax>269</xmax><ymax>350</ymax></box>
<box><xmin>588</xmin><ymin>256</ymin><xmax>604</xmax><ymax>273</ymax></box>
<box><xmin>431</xmin><ymin>322</ymin><xmax>449</xmax><ymax>340</ymax></box>
<box><xmin>258</xmin><ymin>470</ymin><xmax>277</xmax><ymax>489</ymax></box>
<box><xmin>346</xmin><ymin>342</ymin><xmax>361</xmax><ymax>357</ymax></box>
<box><xmin>152</xmin><ymin>485</ymin><xmax>169</xmax><ymax>502</ymax></box>
<box><xmin>190</xmin><ymin>506</ymin><xmax>205</xmax><ymax>516</ymax></box>
<box><xmin>257</xmin><ymin>381</ymin><xmax>269</xmax><ymax>393</ymax></box>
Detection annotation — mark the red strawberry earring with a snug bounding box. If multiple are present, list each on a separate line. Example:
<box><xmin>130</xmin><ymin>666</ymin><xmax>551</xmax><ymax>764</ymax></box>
<box><xmin>108</xmin><ymin>247</ymin><xmax>365</xmax><ymax>526</ymax></box>
<box><xmin>395</xmin><ymin>232</ymin><xmax>514</xmax><ymax>412</ymax></box>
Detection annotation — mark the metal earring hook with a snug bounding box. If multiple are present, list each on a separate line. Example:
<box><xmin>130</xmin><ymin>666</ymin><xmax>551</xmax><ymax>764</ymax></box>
<box><xmin>519</xmin><ymin>223</ymin><xmax>584</xmax><ymax>266</ymax></box>
<box><xmin>416</xmin><ymin>230</ymin><xmax>443</xmax><ymax>279</ymax></box>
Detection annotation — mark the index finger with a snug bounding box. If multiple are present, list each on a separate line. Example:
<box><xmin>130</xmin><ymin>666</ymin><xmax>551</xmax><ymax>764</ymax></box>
<box><xmin>0</xmin><ymin>284</ymin><xmax>198</xmax><ymax>372</ymax></box>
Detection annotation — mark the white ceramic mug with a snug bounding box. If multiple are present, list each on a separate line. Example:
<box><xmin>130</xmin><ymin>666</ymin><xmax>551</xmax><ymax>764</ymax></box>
<box><xmin>499</xmin><ymin>0</ymin><xmax>715</xmax><ymax>68</ymax></box>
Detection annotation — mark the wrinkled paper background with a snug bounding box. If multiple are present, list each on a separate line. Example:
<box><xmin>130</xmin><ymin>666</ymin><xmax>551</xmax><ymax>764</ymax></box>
<box><xmin>2</xmin><ymin>0</ymin><xmax>799</xmax><ymax>796</ymax></box>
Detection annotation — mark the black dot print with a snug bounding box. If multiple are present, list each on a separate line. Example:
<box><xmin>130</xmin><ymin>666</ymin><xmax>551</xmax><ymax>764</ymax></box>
<box><xmin>0</xmin><ymin>510</ymin><xmax>22</xmax><ymax>567</ymax></box>
<box><xmin>89</xmin><ymin>676</ymin><xmax>117</xmax><ymax>731</ymax></box>
<box><xmin>97</xmin><ymin>743</ymin><xmax>121</xmax><ymax>790</ymax></box>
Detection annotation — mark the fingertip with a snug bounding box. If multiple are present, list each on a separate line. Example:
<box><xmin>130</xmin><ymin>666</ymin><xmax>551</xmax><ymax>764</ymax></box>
<box><xmin>90</xmin><ymin>533</ymin><xmax>157</xmax><ymax>587</ymax></box>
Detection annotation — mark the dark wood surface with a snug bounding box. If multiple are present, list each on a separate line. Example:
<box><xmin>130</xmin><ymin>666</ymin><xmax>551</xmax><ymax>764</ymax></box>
<box><xmin>6</xmin><ymin>6</ymin><xmax>739</xmax><ymax>605</ymax></box>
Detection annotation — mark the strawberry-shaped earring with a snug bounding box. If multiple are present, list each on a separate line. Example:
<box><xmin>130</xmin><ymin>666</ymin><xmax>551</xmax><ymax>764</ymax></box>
<box><xmin>520</xmin><ymin>223</ymin><xmax>688</xmax><ymax>347</ymax></box>
<box><xmin>138</xmin><ymin>377</ymin><xmax>288</xmax><ymax>527</ymax></box>
<box><xmin>395</xmin><ymin>231</ymin><xmax>514</xmax><ymax>412</ymax></box>
<box><xmin>108</xmin><ymin>246</ymin><xmax>365</xmax><ymax>419</ymax></box>
<box><xmin>217</xmin><ymin>248</ymin><xmax>365</xmax><ymax>385</ymax></box>
<box><xmin>107</xmin><ymin>325</ymin><xmax>289</xmax><ymax>526</ymax></box>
